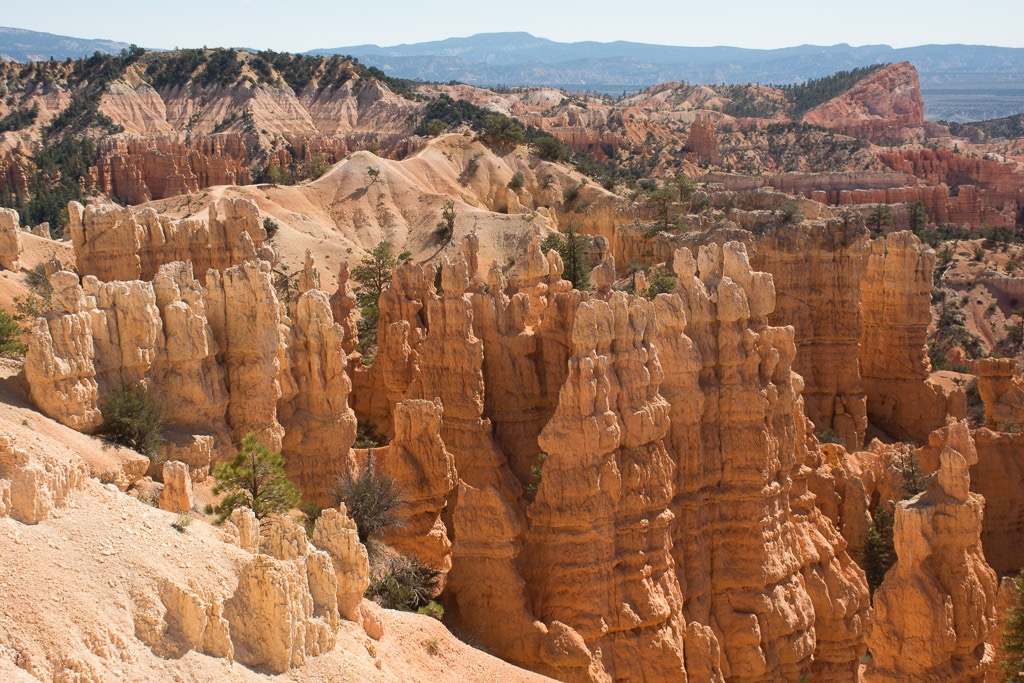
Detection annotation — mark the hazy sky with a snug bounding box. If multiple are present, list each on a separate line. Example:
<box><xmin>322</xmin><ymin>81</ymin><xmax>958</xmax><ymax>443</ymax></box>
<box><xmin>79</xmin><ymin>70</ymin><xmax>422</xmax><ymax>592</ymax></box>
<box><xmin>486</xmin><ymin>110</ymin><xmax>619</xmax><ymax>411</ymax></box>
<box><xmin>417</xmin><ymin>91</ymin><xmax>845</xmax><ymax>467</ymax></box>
<box><xmin>5</xmin><ymin>0</ymin><xmax>1022</xmax><ymax>51</ymax></box>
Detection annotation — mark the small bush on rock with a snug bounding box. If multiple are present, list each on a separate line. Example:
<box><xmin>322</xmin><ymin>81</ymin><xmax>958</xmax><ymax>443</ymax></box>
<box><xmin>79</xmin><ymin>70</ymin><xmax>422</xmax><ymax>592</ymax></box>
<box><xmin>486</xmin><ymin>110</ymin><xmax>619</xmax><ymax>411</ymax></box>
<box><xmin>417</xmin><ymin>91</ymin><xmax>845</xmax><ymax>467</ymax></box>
<box><xmin>366</xmin><ymin>543</ymin><xmax>442</xmax><ymax>611</ymax></box>
<box><xmin>335</xmin><ymin>461</ymin><xmax>402</xmax><ymax>542</ymax></box>
<box><xmin>0</xmin><ymin>309</ymin><xmax>25</xmax><ymax>358</ymax></box>
<box><xmin>97</xmin><ymin>383</ymin><xmax>164</xmax><ymax>460</ymax></box>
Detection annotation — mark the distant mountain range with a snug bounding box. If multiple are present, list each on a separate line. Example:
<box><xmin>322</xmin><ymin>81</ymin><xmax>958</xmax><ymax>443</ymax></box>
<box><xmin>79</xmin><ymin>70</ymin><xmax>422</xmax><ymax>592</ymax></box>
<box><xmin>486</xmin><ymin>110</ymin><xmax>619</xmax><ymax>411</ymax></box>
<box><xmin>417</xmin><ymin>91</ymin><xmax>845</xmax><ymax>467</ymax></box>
<box><xmin>312</xmin><ymin>32</ymin><xmax>1024</xmax><ymax>122</ymax></box>
<box><xmin>0</xmin><ymin>26</ymin><xmax>130</xmax><ymax>62</ymax></box>
<box><xmin>1</xmin><ymin>27</ymin><xmax>1021</xmax><ymax>122</ymax></box>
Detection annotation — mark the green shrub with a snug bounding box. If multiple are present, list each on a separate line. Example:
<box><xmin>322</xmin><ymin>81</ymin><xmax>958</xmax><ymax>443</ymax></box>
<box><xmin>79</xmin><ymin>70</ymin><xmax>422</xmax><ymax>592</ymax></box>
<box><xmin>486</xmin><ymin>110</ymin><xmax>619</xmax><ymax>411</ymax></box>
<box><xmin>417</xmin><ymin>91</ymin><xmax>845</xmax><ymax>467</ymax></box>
<box><xmin>532</xmin><ymin>134</ymin><xmax>571</xmax><ymax>162</ymax></box>
<box><xmin>0</xmin><ymin>309</ymin><xmax>25</xmax><ymax>358</ymax></box>
<box><xmin>1002</xmin><ymin>569</ymin><xmax>1024</xmax><ymax>681</ymax></box>
<box><xmin>508</xmin><ymin>171</ymin><xmax>525</xmax><ymax>191</ymax></box>
<box><xmin>778</xmin><ymin>201</ymin><xmax>803</xmax><ymax>225</ymax></box>
<box><xmin>417</xmin><ymin>600</ymin><xmax>445</xmax><ymax>621</ymax></box>
<box><xmin>864</xmin><ymin>506</ymin><xmax>896</xmax><ymax>596</ymax></box>
<box><xmin>335</xmin><ymin>461</ymin><xmax>403</xmax><ymax>542</ymax></box>
<box><xmin>436</xmin><ymin>199</ymin><xmax>456</xmax><ymax>240</ymax></box>
<box><xmin>366</xmin><ymin>544</ymin><xmax>442</xmax><ymax>611</ymax></box>
<box><xmin>171</xmin><ymin>513</ymin><xmax>192</xmax><ymax>533</ymax></box>
<box><xmin>97</xmin><ymin>384</ymin><xmax>165</xmax><ymax>460</ymax></box>
<box><xmin>643</xmin><ymin>267</ymin><xmax>677</xmax><ymax>299</ymax></box>
<box><xmin>207</xmin><ymin>433</ymin><xmax>301</xmax><ymax>523</ymax></box>
<box><xmin>815</xmin><ymin>428</ymin><xmax>844</xmax><ymax>445</ymax></box>
<box><xmin>262</xmin><ymin>216</ymin><xmax>279</xmax><ymax>238</ymax></box>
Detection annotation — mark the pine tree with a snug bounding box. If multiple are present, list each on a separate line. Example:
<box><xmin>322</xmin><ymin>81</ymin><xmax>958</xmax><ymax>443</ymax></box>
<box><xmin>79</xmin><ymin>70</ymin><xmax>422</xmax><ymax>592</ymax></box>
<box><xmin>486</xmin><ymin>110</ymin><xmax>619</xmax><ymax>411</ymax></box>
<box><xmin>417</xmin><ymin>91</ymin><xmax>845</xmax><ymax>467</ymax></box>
<box><xmin>541</xmin><ymin>225</ymin><xmax>590</xmax><ymax>291</ymax></box>
<box><xmin>867</xmin><ymin>204</ymin><xmax>892</xmax><ymax>233</ymax></box>
<box><xmin>1002</xmin><ymin>570</ymin><xmax>1024</xmax><ymax>682</ymax></box>
<box><xmin>864</xmin><ymin>506</ymin><xmax>896</xmax><ymax>596</ymax></box>
<box><xmin>351</xmin><ymin>241</ymin><xmax>412</xmax><ymax>357</ymax></box>
<box><xmin>208</xmin><ymin>433</ymin><xmax>301</xmax><ymax>523</ymax></box>
<box><xmin>907</xmin><ymin>201</ymin><xmax>928</xmax><ymax>232</ymax></box>
<box><xmin>0</xmin><ymin>309</ymin><xmax>25</xmax><ymax>358</ymax></box>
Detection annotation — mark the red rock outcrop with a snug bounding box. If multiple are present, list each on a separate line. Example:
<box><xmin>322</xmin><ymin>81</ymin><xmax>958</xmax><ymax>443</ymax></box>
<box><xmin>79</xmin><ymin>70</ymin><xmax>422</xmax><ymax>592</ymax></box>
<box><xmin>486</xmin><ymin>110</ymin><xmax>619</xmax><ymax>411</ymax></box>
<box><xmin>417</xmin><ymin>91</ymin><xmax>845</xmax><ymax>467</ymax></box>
<box><xmin>859</xmin><ymin>232</ymin><xmax>965</xmax><ymax>442</ymax></box>
<box><xmin>974</xmin><ymin>358</ymin><xmax>1024</xmax><ymax>430</ymax></box>
<box><xmin>686</xmin><ymin>115</ymin><xmax>721</xmax><ymax>164</ymax></box>
<box><xmin>349</xmin><ymin>236</ymin><xmax>869</xmax><ymax>682</ymax></box>
<box><xmin>803</xmin><ymin>63</ymin><xmax>925</xmax><ymax>143</ymax></box>
<box><xmin>70</xmin><ymin>197</ymin><xmax>267</xmax><ymax>283</ymax></box>
<box><xmin>866</xmin><ymin>421</ymin><xmax>997</xmax><ymax>682</ymax></box>
<box><xmin>749</xmin><ymin>216</ymin><xmax>870</xmax><ymax>449</ymax></box>
<box><xmin>91</xmin><ymin>135</ymin><xmax>252</xmax><ymax>205</ymax></box>
<box><xmin>878</xmin><ymin>149</ymin><xmax>1024</xmax><ymax>229</ymax></box>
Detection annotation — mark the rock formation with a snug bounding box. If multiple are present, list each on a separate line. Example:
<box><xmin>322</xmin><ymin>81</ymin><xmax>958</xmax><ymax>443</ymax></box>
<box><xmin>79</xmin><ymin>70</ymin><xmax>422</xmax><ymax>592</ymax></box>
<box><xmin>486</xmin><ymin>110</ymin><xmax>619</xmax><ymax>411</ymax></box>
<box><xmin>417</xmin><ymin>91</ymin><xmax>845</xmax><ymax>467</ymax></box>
<box><xmin>974</xmin><ymin>358</ymin><xmax>1024</xmax><ymax>430</ymax></box>
<box><xmin>329</xmin><ymin>260</ymin><xmax>360</xmax><ymax>359</ymax></box>
<box><xmin>311</xmin><ymin>506</ymin><xmax>370</xmax><ymax>622</ymax></box>
<box><xmin>860</xmin><ymin>231</ymin><xmax>964</xmax><ymax>442</ymax></box>
<box><xmin>278</xmin><ymin>284</ymin><xmax>357</xmax><ymax>505</ymax></box>
<box><xmin>0</xmin><ymin>207</ymin><xmax>22</xmax><ymax>271</ymax></box>
<box><xmin>141</xmin><ymin>510</ymin><xmax>374</xmax><ymax>674</ymax></box>
<box><xmin>24</xmin><ymin>258</ymin><xmax>357</xmax><ymax>501</ymax></box>
<box><xmin>70</xmin><ymin>197</ymin><xmax>267</xmax><ymax>283</ymax></box>
<box><xmin>803</xmin><ymin>62</ymin><xmax>925</xmax><ymax>143</ymax></box>
<box><xmin>369</xmin><ymin>398</ymin><xmax>457</xmax><ymax>578</ymax></box>
<box><xmin>971</xmin><ymin>428</ymin><xmax>1024</xmax><ymax>577</ymax></box>
<box><xmin>0</xmin><ymin>434</ymin><xmax>86</xmax><ymax>524</ymax></box>
<box><xmin>749</xmin><ymin>215</ymin><xmax>870</xmax><ymax>448</ymax></box>
<box><xmin>348</xmin><ymin>236</ymin><xmax>869</xmax><ymax>682</ymax></box>
<box><xmin>158</xmin><ymin>460</ymin><xmax>193</xmax><ymax>513</ymax></box>
<box><xmin>866</xmin><ymin>421</ymin><xmax>997</xmax><ymax>682</ymax></box>
<box><xmin>686</xmin><ymin>115</ymin><xmax>721</xmax><ymax>164</ymax></box>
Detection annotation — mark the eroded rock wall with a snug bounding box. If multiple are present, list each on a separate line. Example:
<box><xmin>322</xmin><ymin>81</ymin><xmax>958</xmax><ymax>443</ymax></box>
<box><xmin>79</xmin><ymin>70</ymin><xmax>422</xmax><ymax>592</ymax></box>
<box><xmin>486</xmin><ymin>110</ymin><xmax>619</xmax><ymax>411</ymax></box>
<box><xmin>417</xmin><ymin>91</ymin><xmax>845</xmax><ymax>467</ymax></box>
<box><xmin>749</xmin><ymin>216</ymin><xmax>870</xmax><ymax>449</ymax></box>
<box><xmin>70</xmin><ymin>197</ymin><xmax>267</xmax><ymax>283</ymax></box>
<box><xmin>860</xmin><ymin>231</ymin><xmax>964</xmax><ymax>442</ymax></box>
<box><xmin>351</xmin><ymin>237</ymin><xmax>870</xmax><ymax>682</ymax></box>
<box><xmin>24</xmin><ymin>258</ymin><xmax>356</xmax><ymax>500</ymax></box>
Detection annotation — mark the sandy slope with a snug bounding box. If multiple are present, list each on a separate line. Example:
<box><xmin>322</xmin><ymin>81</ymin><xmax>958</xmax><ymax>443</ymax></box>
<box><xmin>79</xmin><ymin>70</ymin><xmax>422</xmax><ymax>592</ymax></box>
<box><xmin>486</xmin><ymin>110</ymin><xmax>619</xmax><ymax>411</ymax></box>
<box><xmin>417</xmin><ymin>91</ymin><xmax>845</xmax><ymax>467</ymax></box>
<box><xmin>140</xmin><ymin>134</ymin><xmax>618</xmax><ymax>291</ymax></box>
<box><xmin>0</xmin><ymin>361</ymin><xmax>552</xmax><ymax>682</ymax></box>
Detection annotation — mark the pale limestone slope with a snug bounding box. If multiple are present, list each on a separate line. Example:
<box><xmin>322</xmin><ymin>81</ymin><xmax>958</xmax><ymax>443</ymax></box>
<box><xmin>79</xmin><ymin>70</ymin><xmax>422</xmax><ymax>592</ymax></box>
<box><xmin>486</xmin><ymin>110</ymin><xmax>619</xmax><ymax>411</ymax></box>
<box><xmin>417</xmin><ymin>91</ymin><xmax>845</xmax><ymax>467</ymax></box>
<box><xmin>0</xmin><ymin>361</ymin><xmax>553</xmax><ymax>683</ymax></box>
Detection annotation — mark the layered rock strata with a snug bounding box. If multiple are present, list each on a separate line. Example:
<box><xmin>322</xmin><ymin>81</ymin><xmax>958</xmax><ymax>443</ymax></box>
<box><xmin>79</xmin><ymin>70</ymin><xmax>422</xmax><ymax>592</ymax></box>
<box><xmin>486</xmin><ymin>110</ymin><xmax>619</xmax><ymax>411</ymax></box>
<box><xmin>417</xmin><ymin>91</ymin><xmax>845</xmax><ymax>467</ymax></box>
<box><xmin>351</xmin><ymin>237</ymin><xmax>869</xmax><ymax>682</ymax></box>
<box><xmin>860</xmin><ymin>231</ymin><xmax>964</xmax><ymax>441</ymax></box>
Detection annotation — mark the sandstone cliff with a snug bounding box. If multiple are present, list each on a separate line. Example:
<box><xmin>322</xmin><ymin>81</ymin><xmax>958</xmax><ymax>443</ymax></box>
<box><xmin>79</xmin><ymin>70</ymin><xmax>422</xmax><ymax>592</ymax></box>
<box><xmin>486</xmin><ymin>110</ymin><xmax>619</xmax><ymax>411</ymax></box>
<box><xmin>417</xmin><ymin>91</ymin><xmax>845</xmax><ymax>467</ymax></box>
<box><xmin>0</xmin><ymin>208</ymin><xmax>22</xmax><ymax>271</ymax></box>
<box><xmin>347</xmin><ymin>237</ymin><xmax>869</xmax><ymax>682</ymax></box>
<box><xmin>860</xmin><ymin>231</ymin><xmax>964</xmax><ymax>442</ymax></box>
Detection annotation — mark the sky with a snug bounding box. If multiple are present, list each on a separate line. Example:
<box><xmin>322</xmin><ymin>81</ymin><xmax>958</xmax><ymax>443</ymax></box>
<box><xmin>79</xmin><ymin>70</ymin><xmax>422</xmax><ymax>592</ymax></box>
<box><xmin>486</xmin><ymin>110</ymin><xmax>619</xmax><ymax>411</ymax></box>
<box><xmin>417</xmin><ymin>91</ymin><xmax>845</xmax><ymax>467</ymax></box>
<box><xmin>4</xmin><ymin>0</ymin><xmax>1023</xmax><ymax>51</ymax></box>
